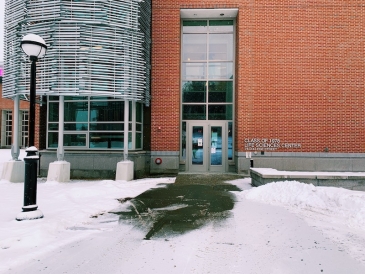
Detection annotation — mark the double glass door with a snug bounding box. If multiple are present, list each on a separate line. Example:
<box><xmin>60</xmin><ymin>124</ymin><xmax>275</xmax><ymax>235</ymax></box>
<box><xmin>188</xmin><ymin>122</ymin><xmax>226</xmax><ymax>172</ymax></box>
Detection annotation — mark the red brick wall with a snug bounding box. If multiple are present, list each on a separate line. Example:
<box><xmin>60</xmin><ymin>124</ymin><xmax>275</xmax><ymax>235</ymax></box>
<box><xmin>0</xmin><ymin>83</ymin><xmax>42</xmax><ymax>148</ymax></box>
<box><xmin>152</xmin><ymin>1</ymin><xmax>365</xmax><ymax>153</ymax></box>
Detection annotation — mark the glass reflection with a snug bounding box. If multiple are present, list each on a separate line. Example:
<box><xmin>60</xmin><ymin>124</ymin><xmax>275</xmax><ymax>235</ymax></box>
<box><xmin>90</xmin><ymin>101</ymin><xmax>124</xmax><ymax>122</ymax></box>
<box><xmin>48</xmin><ymin>132</ymin><xmax>58</xmax><ymax>148</ymax></box>
<box><xmin>208</xmin><ymin>105</ymin><xmax>232</xmax><ymax>120</ymax></box>
<box><xmin>64</xmin><ymin>134</ymin><xmax>86</xmax><ymax>147</ymax></box>
<box><xmin>182</xmin><ymin>63</ymin><xmax>206</xmax><ymax>79</ymax></box>
<box><xmin>182</xmin><ymin>20</ymin><xmax>208</xmax><ymax>33</ymax></box>
<box><xmin>192</xmin><ymin>126</ymin><xmax>203</xmax><ymax>165</ymax></box>
<box><xmin>89</xmin><ymin>123</ymin><xmax>123</xmax><ymax>131</ymax></box>
<box><xmin>181</xmin><ymin>122</ymin><xmax>186</xmax><ymax>160</ymax></box>
<box><xmin>208</xmin><ymin>81</ymin><xmax>233</xmax><ymax>102</ymax></box>
<box><xmin>210</xmin><ymin>126</ymin><xmax>222</xmax><ymax>165</ymax></box>
<box><xmin>208</xmin><ymin>20</ymin><xmax>234</xmax><ymax>33</ymax></box>
<box><xmin>89</xmin><ymin>132</ymin><xmax>124</xmax><ymax>148</ymax></box>
<box><xmin>64</xmin><ymin>123</ymin><xmax>88</xmax><ymax>130</ymax></box>
<box><xmin>182</xmin><ymin>81</ymin><xmax>206</xmax><ymax>103</ymax></box>
<box><xmin>228</xmin><ymin>122</ymin><xmax>233</xmax><ymax>160</ymax></box>
<box><xmin>183</xmin><ymin>34</ymin><xmax>207</xmax><ymax>61</ymax></box>
<box><xmin>48</xmin><ymin>103</ymin><xmax>59</xmax><ymax>122</ymax></box>
<box><xmin>208</xmin><ymin>62</ymin><xmax>233</xmax><ymax>79</ymax></box>
<box><xmin>65</xmin><ymin>102</ymin><xmax>88</xmax><ymax>122</ymax></box>
<box><xmin>208</xmin><ymin>34</ymin><xmax>233</xmax><ymax>61</ymax></box>
<box><xmin>183</xmin><ymin>105</ymin><xmax>206</xmax><ymax>120</ymax></box>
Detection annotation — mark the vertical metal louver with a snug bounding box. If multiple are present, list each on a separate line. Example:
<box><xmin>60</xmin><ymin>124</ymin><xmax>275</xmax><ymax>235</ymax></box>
<box><xmin>3</xmin><ymin>0</ymin><xmax>151</xmax><ymax>105</ymax></box>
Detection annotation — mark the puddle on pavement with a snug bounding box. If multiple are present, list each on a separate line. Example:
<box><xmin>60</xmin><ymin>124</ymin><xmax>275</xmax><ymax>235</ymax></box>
<box><xmin>111</xmin><ymin>182</ymin><xmax>241</xmax><ymax>240</ymax></box>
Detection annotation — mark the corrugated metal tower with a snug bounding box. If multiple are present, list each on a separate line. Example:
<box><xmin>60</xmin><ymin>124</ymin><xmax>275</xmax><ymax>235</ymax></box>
<box><xmin>3</xmin><ymin>0</ymin><xmax>151</xmax><ymax>105</ymax></box>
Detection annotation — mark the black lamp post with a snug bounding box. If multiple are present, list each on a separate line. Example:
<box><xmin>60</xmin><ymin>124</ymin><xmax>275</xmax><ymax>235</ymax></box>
<box><xmin>16</xmin><ymin>34</ymin><xmax>47</xmax><ymax>221</ymax></box>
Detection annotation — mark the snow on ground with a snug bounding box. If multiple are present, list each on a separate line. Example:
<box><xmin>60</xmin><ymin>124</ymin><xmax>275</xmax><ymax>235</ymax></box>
<box><xmin>0</xmin><ymin>149</ymin><xmax>365</xmax><ymax>273</ymax></box>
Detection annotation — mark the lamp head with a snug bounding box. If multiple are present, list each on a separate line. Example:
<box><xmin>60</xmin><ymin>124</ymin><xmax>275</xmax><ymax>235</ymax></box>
<box><xmin>21</xmin><ymin>34</ymin><xmax>47</xmax><ymax>59</ymax></box>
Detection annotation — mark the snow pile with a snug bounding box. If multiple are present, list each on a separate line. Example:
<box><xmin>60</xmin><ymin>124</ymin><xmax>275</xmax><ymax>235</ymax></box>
<box><xmin>0</xmin><ymin>175</ymin><xmax>175</xmax><ymax>272</ymax></box>
<box><xmin>244</xmin><ymin>181</ymin><xmax>365</xmax><ymax>230</ymax></box>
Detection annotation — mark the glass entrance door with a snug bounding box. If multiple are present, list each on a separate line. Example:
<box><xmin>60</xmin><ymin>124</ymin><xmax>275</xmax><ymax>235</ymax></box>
<box><xmin>188</xmin><ymin>122</ymin><xmax>226</xmax><ymax>172</ymax></box>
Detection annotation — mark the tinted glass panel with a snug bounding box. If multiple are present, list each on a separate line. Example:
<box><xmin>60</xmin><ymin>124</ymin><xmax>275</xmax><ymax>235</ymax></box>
<box><xmin>182</xmin><ymin>105</ymin><xmax>206</xmax><ymax>120</ymax></box>
<box><xmin>90</xmin><ymin>123</ymin><xmax>123</xmax><ymax>131</ymax></box>
<box><xmin>228</xmin><ymin>122</ymin><xmax>233</xmax><ymax>160</ymax></box>
<box><xmin>181</xmin><ymin>122</ymin><xmax>186</xmax><ymax>160</ymax></box>
<box><xmin>64</xmin><ymin>134</ymin><xmax>86</xmax><ymax>147</ymax></box>
<box><xmin>48</xmin><ymin>103</ymin><xmax>59</xmax><ymax>122</ymax></box>
<box><xmin>209</xmin><ymin>20</ymin><xmax>233</xmax><ymax>26</ymax></box>
<box><xmin>89</xmin><ymin>132</ymin><xmax>124</xmax><ymax>148</ymax></box>
<box><xmin>183</xmin><ymin>20</ymin><xmax>207</xmax><ymax>33</ymax></box>
<box><xmin>182</xmin><ymin>34</ymin><xmax>207</xmax><ymax>61</ymax></box>
<box><xmin>209</xmin><ymin>34</ymin><xmax>233</xmax><ymax>61</ymax></box>
<box><xmin>64</xmin><ymin>123</ymin><xmax>88</xmax><ymax>130</ymax></box>
<box><xmin>182</xmin><ymin>63</ymin><xmax>206</xmax><ymax>79</ymax></box>
<box><xmin>90</xmin><ymin>101</ymin><xmax>124</xmax><ymax>122</ymax></box>
<box><xmin>129</xmin><ymin>101</ymin><xmax>132</xmax><ymax>122</ymax></box>
<box><xmin>183</xmin><ymin>21</ymin><xmax>207</xmax><ymax>26</ymax></box>
<box><xmin>65</xmin><ymin>102</ymin><xmax>88</xmax><ymax>122</ymax></box>
<box><xmin>208</xmin><ymin>62</ymin><xmax>233</xmax><ymax>79</ymax></box>
<box><xmin>136</xmin><ymin>132</ymin><xmax>142</xmax><ymax>149</ymax></box>
<box><xmin>208</xmin><ymin>105</ymin><xmax>232</xmax><ymax>120</ymax></box>
<box><xmin>128</xmin><ymin>132</ymin><xmax>132</xmax><ymax>149</ymax></box>
<box><xmin>136</xmin><ymin>123</ymin><xmax>142</xmax><ymax>131</ymax></box>
<box><xmin>48</xmin><ymin>123</ymin><xmax>58</xmax><ymax>130</ymax></box>
<box><xmin>208</xmin><ymin>81</ymin><xmax>233</xmax><ymax>102</ymax></box>
<box><xmin>210</xmin><ymin>126</ymin><xmax>222</xmax><ymax>165</ymax></box>
<box><xmin>136</xmin><ymin>103</ymin><xmax>142</xmax><ymax>123</ymax></box>
<box><xmin>48</xmin><ymin>132</ymin><xmax>58</xmax><ymax>147</ymax></box>
<box><xmin>65</xmin><ymin>96</ymin><xmax>87</xmax><ymax>100</ymax></box>
<box><xmin>192</xmin><ymin>126</ymin><xmax>204</xmax><ymax>165</ymax></box>
<box><xmin>209</xmin><ymin>20</ymin><xmax>234</xmax><ymax>33</ymax></box>
<box><xmin>182</xmin><ymin>81</ymin><xmax>206</xmax><ymax>103</ymax></box>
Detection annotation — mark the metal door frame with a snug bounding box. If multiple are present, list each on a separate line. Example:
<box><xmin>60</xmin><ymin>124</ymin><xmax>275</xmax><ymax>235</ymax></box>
<box><xmin>187</xmin><ymin>121</ymin><xmax>227</xmax><ymax>172</ymax></box>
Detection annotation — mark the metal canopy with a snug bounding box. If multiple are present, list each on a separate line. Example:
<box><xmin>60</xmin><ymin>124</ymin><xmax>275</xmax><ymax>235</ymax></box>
<box><xmin>3</xmin><ymin>0</ymin><xmax>151</xmax><ymax>105</ymax></box>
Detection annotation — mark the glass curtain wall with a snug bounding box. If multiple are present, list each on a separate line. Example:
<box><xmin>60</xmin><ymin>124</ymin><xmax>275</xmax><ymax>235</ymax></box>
<box><xmin>47</xmin><ymin>96</ymin><xmax>143</xmax><ymax>150</ymax></box>
<box><xmin>181</xmin><ymin>20</ymin><xmax>234</xmax><ymax>161</ymax></box>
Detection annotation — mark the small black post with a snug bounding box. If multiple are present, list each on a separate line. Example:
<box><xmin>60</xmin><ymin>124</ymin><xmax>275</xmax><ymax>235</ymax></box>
<box><xmin>23</xmin><ymin>148</ymin><xmax>39</xmax><ymax>211</ymax></box>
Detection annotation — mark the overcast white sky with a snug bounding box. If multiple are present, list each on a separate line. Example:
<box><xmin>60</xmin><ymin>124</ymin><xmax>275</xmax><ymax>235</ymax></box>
<box><xmin>0</xmin><ymin>0</ymin><xmax>4</xmax><ymax>62</ymax></box>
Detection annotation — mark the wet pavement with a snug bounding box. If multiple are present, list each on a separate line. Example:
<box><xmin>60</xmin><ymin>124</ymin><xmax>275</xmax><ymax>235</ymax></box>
<box><xmin>112</xmin><ymin>173</ymin><xmax>245</xmax><ymax>240</ymax></box>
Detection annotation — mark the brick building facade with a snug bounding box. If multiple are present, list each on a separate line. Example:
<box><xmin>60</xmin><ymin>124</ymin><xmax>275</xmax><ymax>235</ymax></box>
<box><xmin>150</xmin><ymin>0</ymin><xmax>365</xmax><ymax>175</ymax></box>
<box><xmin>0</xmin><ymin>87</ymin><xmax>42</xmax><ymax>149</ymax></box>
<box><xmin>3</xmin><ymin>0</ymin><xmax>365</xmax><ymax>178</ymax></box>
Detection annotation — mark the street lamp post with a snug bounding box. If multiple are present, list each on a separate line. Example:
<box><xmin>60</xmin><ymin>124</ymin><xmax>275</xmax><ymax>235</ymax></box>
<box><xmin>16</xmin><ymin>34</ymin><xmax>47</xmax><ymax>221</ymax></box>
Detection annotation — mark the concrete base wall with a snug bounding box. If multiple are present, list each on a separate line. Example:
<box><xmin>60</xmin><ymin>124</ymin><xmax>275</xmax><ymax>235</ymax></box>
<box><xmin>150</xmin><ymin>151</ymin><xmax>179</xmax><ymax>175</ymax></box>
<box><xmin>39</xmin><ymin>150</ymin><xmax>365</xmax><ymax>180</ymax></box>
<box><xmin>39</xmin><ymin>150</ymin><xmax>150</xmax><ymax>179</ymax></box>
<box><xmin>236</xmin><ymin>152</ymin><xmax>365</xmax><ymax>175</ymax></box>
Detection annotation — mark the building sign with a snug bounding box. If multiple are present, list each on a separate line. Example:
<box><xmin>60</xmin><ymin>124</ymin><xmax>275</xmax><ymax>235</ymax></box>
<box><xmin>244</xmin><ymin>138</ymin><xmax>301</xmax><ymax>151</ymax></box>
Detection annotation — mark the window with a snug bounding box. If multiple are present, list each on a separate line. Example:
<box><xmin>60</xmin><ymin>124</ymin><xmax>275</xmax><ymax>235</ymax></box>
<box><xmin>47</xmin><ymin>96</ymin><xmax>143</xmax><ymax>150</ymax></box>
<box><xmin>182</xmin><ymin>20</ymin><xmax>234</xmax><ymax>121</ymax></box>
<box><xmin>21</xmin><ymin>110</ymin><xmax>29</xmax><ymax>147</ymax></box>
<box><xmin>2</xmin><ymin>110</ymin><xmax>12</xmax><ymax>146</ymax></box>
